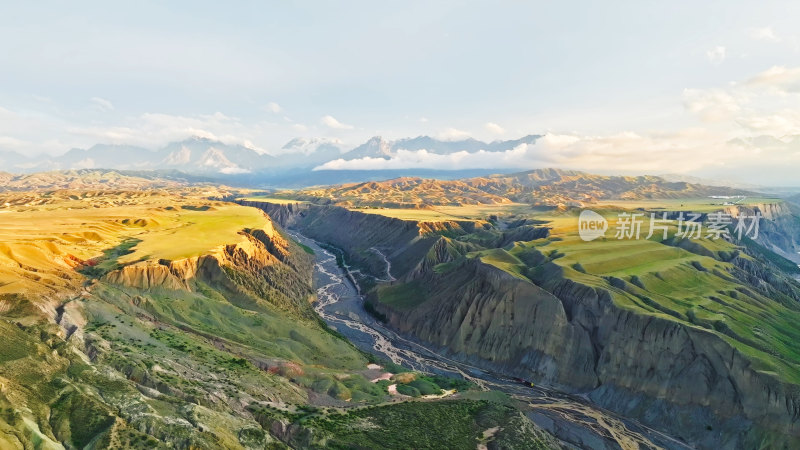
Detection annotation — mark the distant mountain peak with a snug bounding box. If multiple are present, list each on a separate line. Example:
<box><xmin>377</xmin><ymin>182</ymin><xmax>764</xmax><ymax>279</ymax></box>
<box><xmin>163</xmin><ymin>146</ymin><xmax>192</xmax><ymax>165</ymax></box>
<box><xmin>184</xmin><ymin>135</ymin><xmax>218</xmax><ymax>144</ymax></box>
<box><xmin>199</xmin><ymin>147</ymin><xmax>238</xmax><ymax>169</ymax></box>
<box><xmin>337</xmin><ymin>134</ymin><xmax>544</xmax><ymax>163</ymax></box>
<box><xmin>282</xmin><ymin>137</ymin><xmax>343</xmax><ymax>150</ymax></box>
<box><xmin>1</xmin><ymin>133</ymin><xmax>548</xmax><ymax>177</ymax></box>
<box><xmin>343</xmin><ymin>136</ymin><xmax>394</xmax><ymax>160</ymax></box>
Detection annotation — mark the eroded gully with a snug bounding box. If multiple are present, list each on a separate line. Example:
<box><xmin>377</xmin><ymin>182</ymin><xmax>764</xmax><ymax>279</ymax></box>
<box><xmin>288</xmin><ymin>230</ymin><xmax>692</xmax><ymax>450</ymax></box>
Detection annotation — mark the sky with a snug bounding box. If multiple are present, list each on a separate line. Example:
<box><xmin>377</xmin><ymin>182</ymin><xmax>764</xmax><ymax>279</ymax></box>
<box><xmin>1</xmin><ymin>1</ymin><xmax>799</xmax><ymax>184</ymax></box>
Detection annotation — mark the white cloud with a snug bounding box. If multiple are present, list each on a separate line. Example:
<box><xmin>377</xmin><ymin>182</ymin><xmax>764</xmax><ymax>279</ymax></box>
<box><xmin>682</xmin><ymin>88</ymin><xmax>742</xmax><ymax>122</ymax></box>
<box><xmin>0</xmin><ymin>136</ymin><xmax>30</xmax><ymax>149</ymax></box>
<box><xmin>0</xmin><ymin>102</ymin><xmax>319</xmax><ymax>157</ymax></box>
<box><xmin>90</xmin><ymin>97</ymin><xmax>114</xmax><ymax>111</ymax></box>
<box><xmin>736</xmin><ymin>110</ymin><xmax>800</xmax><ymax>135</ymax></box>
<box><xmin>746</xmin><ymin>66</ymin><xmax>800</xmax><ymax>93</ymax></box>
<box><xmin>219</xmin><ymin>166</ymin><xmax>251</xmax><ymax>174</ymax></box>
<box><xmin>748</xmin><ymin>26</ymin><xmax>781</xmax><ymax>42</ymax></box>
<box><xmin>706</xmin><ymin>46</ymin><xmax>726</xmax><ymax>65</ymax></box>
<box><xmin>264</xmin><ymin>102</ymin><xmax>282</xmax><ymax>113</ymax></box>
<box><xmin>436</xmin><ymin>127</ymin><xmax>471</xmax><ymax>141</ymax></box>
<box><xmin>419</xmin><ymin>117</ymin><xmax>429</xmax><ymax>123</ymax></box>
<box><xmin>72</xmin><ymin>158</ymin><xmax>96</xmax><ymax>169</ymax></box>
<box><xmin>280</xmin><ymin>137</ymin><xmax>343</xmax><ymax>155</ymax></box>
<box><xmin>321</xmin><ymin>115</ymin><xmax>354</xmax><ymax>130</ymax></box>
<box><xmin>484</xmin><ymin>122</ymin><xmax>505</xmax><ymax>135</ymax></box>
<box><xmin>315</xmin><ymin>131</ymin><xmax>723</xmax><ymax>174</ymax></box>
<box><xmin>65</xmin><ymin>111</ymin><xmax>271</xmax><ymax>153</ymax></box>
<box><xmin>0</xmin><ymin>106</ymin><xmax>71</xmax><ymax>155</ymax></box>
<box><xmin>682</xmin><ymin>65</ymin><xmax>800</xmax><ymax>138</ymax></box>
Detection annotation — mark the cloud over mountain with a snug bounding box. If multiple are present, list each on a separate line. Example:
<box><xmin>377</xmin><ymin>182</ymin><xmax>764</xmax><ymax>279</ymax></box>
<box><xmin>315</xmin><ymin>132</ymin><xmax>726</xmax><ymax>174</ymax></box>
<box><xmin>321</xmin><ymin>115</ymin><xmax>354</xmax><ymax>130</ymax></box>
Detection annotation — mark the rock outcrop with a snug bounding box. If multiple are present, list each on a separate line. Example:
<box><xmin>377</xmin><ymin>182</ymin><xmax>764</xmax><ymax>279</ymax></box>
<box><xmin>727</xmin><ymin>202</ymin><xmax>800</xmax><ymax>263</ymax></box>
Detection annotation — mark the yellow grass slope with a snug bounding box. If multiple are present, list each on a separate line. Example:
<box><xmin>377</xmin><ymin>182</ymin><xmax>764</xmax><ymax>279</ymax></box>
<box><xmin>0</xmin><ymin>190</ymin><xmax>269</xmax><ymax>313</ymax></box>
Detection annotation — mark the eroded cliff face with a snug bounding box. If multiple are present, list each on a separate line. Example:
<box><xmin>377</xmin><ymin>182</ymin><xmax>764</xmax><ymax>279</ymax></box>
<box><xmin>656</xmin><ymin>202</ymin><xmax>800</xmax><ymax>264</ymax></box>
<box><xmin>368</xmin><ymin>244</ymin><xmax>800</xmax><ymax>448</ymax></box>
<box><xmin>373</xmin><ymin>259</ymin><xmax>600</xmax><ymax>389</ymax></box>
<box><xmin>102</xmin><ymin>219</ymin><xmax>319</xmax><ymax>325</ymax></box>
<box><xmin>548</xmin><ymin>274</ymin><xmax>800</xmax><ymax>448</ymax></box>
<box><xmin>240</xmin><ymin>201</ymin><xmax>481</xmax><ymax>278</ymax></box>
<box><xmin>727</xmin><ymin>202</ymin><xmax>800</xmax><ymax>263</ymax></box>
<box><xmin>104</xmin><ymin>229</ymin><xmax>283</xmax><ymax>290</ymax></box>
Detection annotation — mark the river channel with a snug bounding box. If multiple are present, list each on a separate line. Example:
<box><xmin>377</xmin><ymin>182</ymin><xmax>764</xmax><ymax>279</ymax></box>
<box><xmin>288</xmin><ymin>230</ymin><xmax>691</xmax><ymax>450</ymax></box>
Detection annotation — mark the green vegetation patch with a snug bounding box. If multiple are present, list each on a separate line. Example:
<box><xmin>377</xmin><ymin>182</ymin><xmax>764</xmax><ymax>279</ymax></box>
<box><xmin>375</xmin><ymin>280</ymin><xmax>426</xmax><ymax>310</ymax></box>
<box><xmin>78</xmin><ymin>238</ymin><xmax>141</xmax><ymax>279</ymax></box>
<box><xmin>470</xmin><ymin>248</ymin><xmax>528</xmax><ymax>280</ymax></box>
<box><xmin>301</xmin><ymin>400</ymin><xmax>554</xmax><ymax>449</ymax></box>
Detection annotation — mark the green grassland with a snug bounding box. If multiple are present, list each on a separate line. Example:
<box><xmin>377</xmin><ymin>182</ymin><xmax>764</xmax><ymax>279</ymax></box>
<box><xmin>375</xmin><ymin>280</ymin><xmax>428</xmax><ymax>310</ymax></box>
<box><xmin>0</xmin><ymin>195</ymin><xmax>269</xmax><ymax>299</ymax></box>
<box><xmin>118</xmin><ymin>204</ymin><xmax>269</xmax><ymax>263</ymax></box>
<box><xmin>469</xmin><ymin>248</ymin><xmax>530</xmax><ymax>280</ymax></box>
<box><xmin>353</xmin><ymin>203</ymin><xmax>534</xmax><ymax>221</ymax></box>
<box><xmin>347</xmin><ymin>196</ymin><xmax>781</xmax><ymax>222</ymax></box>
<box><xmin>1</xmin><ymin>199</ymin><xmax>268</xmax><ymax>266</ymax></box>
<box><xmin>251</xmin><ymin>399</ymin><xmax>557</xmax><ymax>449</ymax></box>
<box><xmin>597</xmin><ymin>196</ymin><xmax>782</xmax><ymax>212</ymax></box>
<box><xmin>239</xmin><ymin>196</ymin><xmax>308</xmax><ymax>204</ymax></box>
<box><xmin>468</xmin><ymin>206</ymin><xmax>800</xmax><ymax>385</ymax></box>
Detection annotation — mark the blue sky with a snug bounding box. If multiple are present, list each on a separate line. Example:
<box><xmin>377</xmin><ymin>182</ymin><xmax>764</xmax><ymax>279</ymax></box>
<box><xmin>1</xmin><ymin>1</ymin><xmax>799</xmax><ymax>183</ymax></box>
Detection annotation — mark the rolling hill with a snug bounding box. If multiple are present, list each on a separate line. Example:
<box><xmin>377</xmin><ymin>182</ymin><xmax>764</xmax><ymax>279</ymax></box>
<box><xmin>271</xmin><ymin>168</ymin><xmax>757</xmax><ymax>208</ymax></box>
<box><xmin>0</xmin><ymin>169</ymin><xmax>206</xmax><ymax>192</ymax></box>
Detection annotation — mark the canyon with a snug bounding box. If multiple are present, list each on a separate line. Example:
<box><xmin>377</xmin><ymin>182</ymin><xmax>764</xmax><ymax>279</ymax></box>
<box><xmin>248</xmin><ymin>197</ymin><xmax>800</xmax><ymax>449</ymax></box>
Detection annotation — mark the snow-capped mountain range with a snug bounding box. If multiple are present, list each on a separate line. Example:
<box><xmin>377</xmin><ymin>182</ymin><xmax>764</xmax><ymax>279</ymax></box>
<box><xmin>0</xmin><ymin>135</ymin><xmax>543</xmax><ymax>175</ymax></box>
